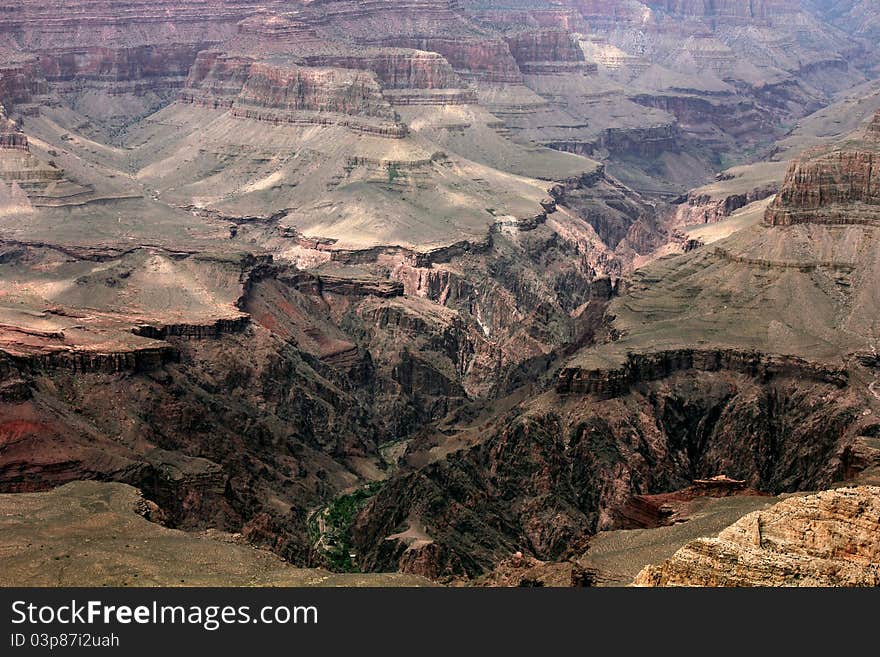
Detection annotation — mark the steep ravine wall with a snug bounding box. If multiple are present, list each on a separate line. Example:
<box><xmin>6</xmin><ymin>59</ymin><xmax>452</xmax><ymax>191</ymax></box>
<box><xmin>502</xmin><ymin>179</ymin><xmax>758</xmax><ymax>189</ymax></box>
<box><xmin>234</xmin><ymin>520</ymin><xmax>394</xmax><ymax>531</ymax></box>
<box><xmin>556</xmin><ymin>348</ymin><xmax>848</xmax><ymax>398</ymax></box>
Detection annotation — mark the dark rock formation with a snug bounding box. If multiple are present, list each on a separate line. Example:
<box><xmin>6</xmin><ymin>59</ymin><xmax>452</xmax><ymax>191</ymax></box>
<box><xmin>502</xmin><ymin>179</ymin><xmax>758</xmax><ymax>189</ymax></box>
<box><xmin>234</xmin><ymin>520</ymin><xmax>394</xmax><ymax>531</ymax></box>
<box><xmin>353</xmin><ymin>371</ymin><xmax>863</xmax><ymax>578</ymax></box>
<box><xmin>556</xmin><ymin>348</ymin><xmax>848</xmax><ymax>398</ymax></box>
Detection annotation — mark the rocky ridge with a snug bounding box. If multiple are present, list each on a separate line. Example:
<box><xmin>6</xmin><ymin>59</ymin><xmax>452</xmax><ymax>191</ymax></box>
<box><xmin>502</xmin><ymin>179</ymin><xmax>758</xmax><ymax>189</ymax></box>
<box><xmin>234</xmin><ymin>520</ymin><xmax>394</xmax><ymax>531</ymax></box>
<box><xmin>0</xmin><ymin>0</ymin><xmax>878</xmax><ymax>587</ymax></box>
<box><xmin>766</xmin><ymin>112</ymin><xmax>880</xmax><ymax>225</ymax></box>
<box><xmin>634</xmin><ymin>486</ymin><xmax>880</xmax><ymax>586</ymax></box>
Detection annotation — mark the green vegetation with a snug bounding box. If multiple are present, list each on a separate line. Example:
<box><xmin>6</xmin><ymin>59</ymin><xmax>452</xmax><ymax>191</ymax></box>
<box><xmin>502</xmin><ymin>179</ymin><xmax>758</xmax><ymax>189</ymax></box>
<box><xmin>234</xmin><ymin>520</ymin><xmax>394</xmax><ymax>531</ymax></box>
<box><xmin>386</xmin><ymin>162</ymin><xmax>400</xmax><ymax>183</ymax></box>
<box><xmin>314</xmin><ymin>481</ymin><xmax>384</xmax><ymax>573</ymax></box>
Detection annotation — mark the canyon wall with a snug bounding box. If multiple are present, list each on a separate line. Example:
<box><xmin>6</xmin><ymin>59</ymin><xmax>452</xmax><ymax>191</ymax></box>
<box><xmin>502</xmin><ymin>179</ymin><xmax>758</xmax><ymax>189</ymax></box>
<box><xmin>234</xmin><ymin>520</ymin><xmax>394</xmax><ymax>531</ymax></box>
<box><xmin>180</xmin><ymin>52</ymin><xmax>404</xmax><ymax>135</ymax></box>
<box><xmin>634</xmin><ymin>486</ymin><xmax>880</xmax><ymax>586</ymax></box>
<box><xmin>556</xmin><ymin>348</ymin><xmax>847</xmax><ymax>398</ymax></box>
<box><xmin>353</xmin><ymin>371</ymin><xmax>863</xmax><ymax>578</ymax></box>
<box><xmin>766</xmin><ymin>111</ymin><xmax>880</xmax><ymax>225</ymax></box>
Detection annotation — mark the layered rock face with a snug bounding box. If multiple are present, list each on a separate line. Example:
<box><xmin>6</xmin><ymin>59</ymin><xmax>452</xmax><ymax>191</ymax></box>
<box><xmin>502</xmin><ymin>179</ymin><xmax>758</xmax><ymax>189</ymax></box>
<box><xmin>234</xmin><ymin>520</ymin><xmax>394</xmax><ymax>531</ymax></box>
<box><xmin>634</xmin><ymin>487</ymin><xmax>880</xmax><ymax>586</ymax></box>
<box><xmin>181</xmin><ymin>52</ymin><xmax>403</xmax><ymax>134</ymax></box>
<box><xmin>0</xmin><ymin>1</ymin><xmax>279</xmax><ymax>45</ymax></box>
<box><xmin>353</xmin><ymin>371</ymin><xmax>864</xmax><ymax>578</ymax></box>
<box><xmin>0</xmin><ymin>58</ymin><xmax>47</xmax><ymax>109</ymax></box>
<box><xmin>810</xmin><ymin>0</ymin><xmax>880</xmax><ymax>41</ymax></box>
<box><xmin>37</xmin><ymin>45</ymin><xmax>204</xmax><ymax>84</ymax></box>
<box><xmin>300</xmin><ymin>52</ymin><xmax>464</xmax><ymax>90</ymax></box>
<box><xmin>373</xmin><ymin>36</ymin><xmax>523</xmax><ymax>83</ymax></box>
<box><xmin>0</xmin><ymin>218</ymin><xmax>610</xmax><ymax>563</ymax></box>
<box><xmin>1</xmin><ymin>0</ymin><xmax>859</xmax><ymax>192</ymax></box>
<box><xmin>0</xmin><ymin>0</ymin><xmax>878</xmax><ymax>588</ymax></box>
<box><xmin>504</xmin><ymin>29</ymin><xmax>589</xmax><ymax>73</ymax></box>
<box><xmin>0</xmin><ymin>105</ymin><xmax>63</xmax><ymax>199</ymax></box>
<box><xmin>556</xmin><ymin>348</ymin><xmax>847</xmax><ymax>398</ymax></box>
<box><xmin>643</xmin><ymin>0</ymin><xmax>800</xmax><ymax>22</ymax></box>
<box><xmin>674</xmin><ymin>170</ymin><xmax>779</xmax><ymax>226</ymax></box>
<box><xmin>0</xmin><ymin>107</ymin><xmax>27</xmax><ymax>151</ymax></box>
<box><xmin>766</xmin><ymin>110</ymin><xmax>880</xmax><ymax>225</ymax></box>
<box><xmin>0</xmin><ymin>2</ymin><xmax>291</xmax><ymax>131</ymax></box>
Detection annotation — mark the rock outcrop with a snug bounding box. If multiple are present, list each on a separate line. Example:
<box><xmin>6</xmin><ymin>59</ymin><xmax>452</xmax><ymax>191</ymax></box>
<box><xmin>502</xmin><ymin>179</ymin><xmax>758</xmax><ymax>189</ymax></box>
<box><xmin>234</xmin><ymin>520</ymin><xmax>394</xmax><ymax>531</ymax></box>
<box><xmin>766</xmin><ymin>152</ymin><xmax>880</xmax><ymax>225</ymax></box>
<box><xmin>472</xmin><ymin>552</ymin><xmax>596</xmax><ymax>587</ymax></box>
<box><xmin>675</xmin><ymin>183</ymin><xmax>778</xmax><ymax>225</ymax></box>
<box><xmin>556</xmin><ymin>348</ymin><xmax>847</xmax><ymax>398</ymax></box>
<box><xmin>0</xmin><ymin>0</ymin><xmax>876</xmax><ymax>589</ymax></box>
<box><xmin>181</xmin><ymin>52</ymin><xmax>405</xmax><ymax>135</ymax></box>
<box><xmin>353</xmin><ymin>371</ymin><xmax>863</xmax><ymax>578</ymax></box>
<box><xmin>765</xmin><ymin>110</ymin><xmax>880</xmax><ymax>226</ymax></box>
<box><xmin>0</xmin><ymin>107</ymin><xmax>27</xmax><ymax>150</ymax></box>
<box><xmin>633</xmin><ymin>486</ymin><xmax>880</xmax><ymax>586</ymax></box>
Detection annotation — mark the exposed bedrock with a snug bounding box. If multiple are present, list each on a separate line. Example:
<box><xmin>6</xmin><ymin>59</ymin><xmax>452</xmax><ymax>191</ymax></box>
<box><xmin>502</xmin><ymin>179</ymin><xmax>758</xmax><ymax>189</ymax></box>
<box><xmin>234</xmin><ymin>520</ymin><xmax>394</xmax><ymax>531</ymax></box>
<box><xmin>467</xmin><ymin>8</ymin><xmax>588</xmax><ymax>32</ymax></box>
<box><xmin>675</xmin><ymin>183</ymin><xmax>778</xmax><ymax>225</ymax></box>
<box><xmin>0</xmin><ymin>326</ymin><xmax>386</xmax><ymax>562</ymax></box>
<box><xmin>503</xmin><ymin>29</ymin><xmax>586</xmax><ymax>67</ymax></box>
<box><xmin>548</xmin><ymin>170</ymin><xmax>662</xmax><ymax>252</ymax></box>
<box><xmin>546</xmin><ymin>123</ymin><xmax>681</xmax><ymax>161</ymax></box>
<box><xmin>236</xmin><ymin>12</ymin><xmax>319</xmax><ymax>40</ymax></box>
<box><xmin>37</xmin><ymin>45</ymin><xmax>204</xmax><ymax>85</ymax></box>
<box><xmin>763</xmin><ymin>111</ymin><xmax>880</xmax><ymax>226</ymax></box>
<box><xmin>353</xmin><ymin>372</ymin><xmax>865</xmax><ymax>579</ymax></box>
<box><xmin>181</xmin><ymin>52</ymin><xmax>404</xmax><ymax>135</ymax></box>
<box><xmin>642</xmin><ymin>0</ymin><xmax>800</xmax><ymax>22</ymax></box>
<box><xmin>766</xmin><ymin>150</ymin><xmax>880</xmax><ymax>226</ymax></box>
<box><xmin>556</xmin><ymin>348</ymin><xmax>848</xmax><ymax>398</ymax></box>
<box><xmin>0</xmin><ymin>0</ymin><xmax>281</xmax><ymax>44</ymax></box>
<box><xmin>382</xmin><ymin>228</ymin><xmax>616</xmax><ymax>399</ymax></box>
<box><xmin>299</xmin><ymin>51</ymin><xmax>465</xmax><ymax>90</ymax></box>
<box><xmin>0</xmin><ymin>345</ymin><xmax>178</xmax><ymax>379</ymax></box>
<box><xmin>371</xmin><ymin>37</ymin><xmax>523</xmax><ymax>84</ymax></box>
<box><xmin>634</xmin><ymin>486</ymin><xmax>880</xmax><ymax>586</ymax></box>
<box><xmin>132</xmin><ymin>316</ymin><xmax>250</xmax><ymax>340</ymax></box>
<box><xmin>0</xmin><ymin>107</ymin><xmax>28</xmax><ymax>151</ymax></box>
<box><xmin>631</xmin><ymin>94</ymin><xmax>773</xmax><ymax>144</ymax></box>
<box><xmin>0</xmin><ymin>60</ymin><xmax>48</xmax><ymax>108</ymax></box>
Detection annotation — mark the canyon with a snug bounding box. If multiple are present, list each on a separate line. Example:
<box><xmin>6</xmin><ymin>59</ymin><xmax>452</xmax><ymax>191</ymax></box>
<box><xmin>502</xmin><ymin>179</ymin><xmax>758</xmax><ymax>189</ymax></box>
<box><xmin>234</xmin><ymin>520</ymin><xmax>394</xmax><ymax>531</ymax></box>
<box><xmin>0</xmin><ymin>0</ymin><xmax>878</xmax><ymax>587</ymax></box>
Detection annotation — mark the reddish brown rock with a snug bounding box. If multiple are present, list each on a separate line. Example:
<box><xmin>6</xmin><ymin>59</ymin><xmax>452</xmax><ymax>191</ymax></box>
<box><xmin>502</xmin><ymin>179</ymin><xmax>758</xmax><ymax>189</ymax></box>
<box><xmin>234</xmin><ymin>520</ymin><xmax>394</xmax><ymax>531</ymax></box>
<box><xmin>0</xmin><ymin>107</ymin><xmax>27</xmax><ymax>151</ymax></box>
<box><xmin>556</xmin><ymin>348</ymin><xmax>847</xmax><ymax>398</ymax></box>
<box><xmin>472</xmin><ymin>552</ymin><xmax>597</xmax><ymax>587</ymax></box>
<box><xmin>181</xmin><ymin>52</ymin><xmax>405</xmax><ymax>135</ymax></box>
<box><xmin>765</xmin><ymin>110</ymin><xmax>880</xmax><ymax>226</ymax></box>
<box><xmin>634</xmin><ymin>486</ymin><xmax>880</xmax><ymax>586</ymax></box>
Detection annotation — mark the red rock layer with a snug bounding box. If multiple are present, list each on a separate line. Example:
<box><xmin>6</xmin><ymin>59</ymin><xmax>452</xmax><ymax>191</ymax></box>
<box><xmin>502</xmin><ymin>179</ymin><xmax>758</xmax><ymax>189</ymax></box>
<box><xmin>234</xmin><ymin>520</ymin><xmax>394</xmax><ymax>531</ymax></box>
<box><xmin>765</xmin><ymin>113</ymin><xmax>880</xmax><ymax>226</ymax></box>
<box><xmin>634</xmin><ymin>486</ymin><xmax>880</xmax><ymax>586</ymax></box>
<box><xmin>504</xmin><ymin>29</ymin><xmax>585</xmax><ymax>66</ymax></box>
<box><xmin>372</xmin><ymin>36</ymin><xmax>523</xmax><ymax>83</ymax></box>
<box><xmin>643</xmin><ymin>0</ymin><xmax>799</xmax><ymax>22</ymax></box>
<box><xmin>299</xmin><ymin>52</ymin><xmax>464</xmax><ymax>90</ymax></box>
<box><xmin>181</xmin><ymin>52</ymin><xmax>404</xmax><ymax>135</ymax></box>
<box><xmin>0</xmin><ymin>108</ymin><xmax>27</xmax><ymax>151</ymax></box>
<box><xmin>0</xmin><ymin>60</ymin><xmax>47</xmax><ymax>108</ymax></box>
<box><xmin>0</xmin><ymin>1</ymin><xmax>284</xmax><ymax>47</ymax></box>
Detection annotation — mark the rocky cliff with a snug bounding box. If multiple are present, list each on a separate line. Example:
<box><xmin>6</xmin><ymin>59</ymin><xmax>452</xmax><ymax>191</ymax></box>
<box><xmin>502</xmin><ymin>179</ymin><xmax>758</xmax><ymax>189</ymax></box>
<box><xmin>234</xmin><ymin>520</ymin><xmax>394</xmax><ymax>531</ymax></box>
<box><xmin>0</xmin><ymin>0</ymin><xmax>877</xmax><ymax>588</ymax></box>
<box><xmin>0</xmin><ymin>107</ymin><xmax>27</xmax><ymax>151</ymax></box>
<box><xmin>300</xmin><ymin>51</ymin><xmax>464</xmax><ymax>91</ymax></box>
<box><xmin>181</xmin><ymin>52</ymin><xmax>404</xmax><ymax>135</ymax></box>
<box><xmin>634</xmin><ymin>486</ymin><xmax>880</xmax><ymax>586</ymax></box>
<box><xmin>643</xmin><ymin>0</ymin><xmax>800</xmax><ymax>22</ymax></box>
<box><xmin>353</xmin><ymin>370</ymin><xmax>864</xmax><ymax>578</ymax></box>
<box><xmin>766</xmin><ymin>110</ymin><xmax>880</xmax><ymax>225</ymax></box>
<box><xmin>556</xmin><ymin>348</ymin><xmax>847</xmax><ymax>398</ymax></box>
